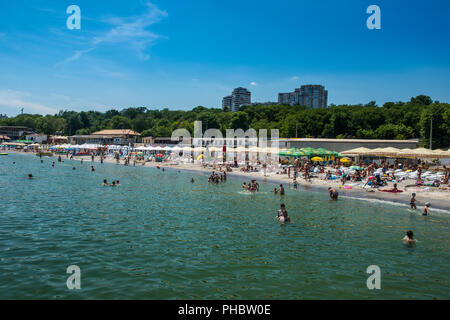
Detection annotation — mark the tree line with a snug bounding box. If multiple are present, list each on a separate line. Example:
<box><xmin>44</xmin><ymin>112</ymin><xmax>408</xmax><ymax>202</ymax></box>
<box><xmin>1</xmin><ymin>95</ymin><xmax>449</xmax><ymax>149</ymax></box>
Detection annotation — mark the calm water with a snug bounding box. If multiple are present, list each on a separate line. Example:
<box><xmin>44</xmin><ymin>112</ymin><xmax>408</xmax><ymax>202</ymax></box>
<box><xmin>0</xmin><ymin>152</ymin><xmax>449</xmax><ymax>299</ymax></box>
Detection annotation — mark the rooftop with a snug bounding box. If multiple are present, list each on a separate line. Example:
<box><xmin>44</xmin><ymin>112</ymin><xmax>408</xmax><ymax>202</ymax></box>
<box><xmin>92</xmin><ymin>129</ymin><xmax>140</xmax><ymax>136</ymax></box>
<box><xmin>278</xmin><ymin>138</ymin><xmax>419</xmax><ymax>144</ymax></box>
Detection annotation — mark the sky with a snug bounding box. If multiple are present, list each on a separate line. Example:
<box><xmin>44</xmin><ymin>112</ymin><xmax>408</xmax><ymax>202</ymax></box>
<box><xmin>0</xmin><ymin>0</ymin><xmax>449</xmax><ymax>116</ymax></box>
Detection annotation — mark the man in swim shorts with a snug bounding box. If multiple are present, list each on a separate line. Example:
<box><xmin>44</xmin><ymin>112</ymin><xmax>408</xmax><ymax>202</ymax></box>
<box><xmin>279</xmin><ymin>184</ymin><xmax>285</xmax><ymax>195</ymax></box>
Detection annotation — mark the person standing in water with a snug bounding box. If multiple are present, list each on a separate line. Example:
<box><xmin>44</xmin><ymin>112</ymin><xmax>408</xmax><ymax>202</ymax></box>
<box><xmin>422</xmin><ymin>202</ymin><xmax>431</xmax><ymax>216</ymax></box>
<box><xmin>279</xmin><ymin>184</ymin><xmax>285</xmax><ymax>195</ymax></box>
<box><xmin>277</xmin><ymin>204</ymin><xmax>290</xmax><ymax>222</ymax></box>
<box><xmin>328</xmin><ymin>187</ymin><xmax>339</xmax><ymax>200</ymax></box>
<box><xmin>402</xmin><ymin>230</ymin><xmax>416</xmax><ymax>244</ymax></box>
<box><xmin>410</xmin><ymin>193</ymin><xmax>417</xmax><ymax>209</ymax></box>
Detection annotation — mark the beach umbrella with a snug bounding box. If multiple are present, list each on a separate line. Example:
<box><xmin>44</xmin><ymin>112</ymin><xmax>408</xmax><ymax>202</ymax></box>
<box><xmin>311</xmin><ymin>157</ymin><xmax>324</xmax><ymax>161</ymax></box>
<box><xmin>341</xmin><ymin>147</ymin><xmax>371</xmax><ymax>156</ymax></box>
<box><xmin>196</xmin><ymin>154</ymin><xmax>204</xmax><ymax>160</ymax></box>
<box><xmin>340</xmin><ymin>157</ymin><xmax>351</xmax><ymax>163</ymax></box>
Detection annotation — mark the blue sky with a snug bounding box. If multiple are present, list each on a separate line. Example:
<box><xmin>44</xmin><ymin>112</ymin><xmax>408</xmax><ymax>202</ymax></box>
<box><xmin>0</xmin><ymin>0</ymin><xmax>449</xmax><ymax>115</ymax></box>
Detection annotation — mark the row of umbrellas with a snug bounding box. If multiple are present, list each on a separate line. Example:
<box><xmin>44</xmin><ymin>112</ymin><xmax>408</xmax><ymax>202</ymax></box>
<box><xmin>279</xmin><ymin>147</ymin><xmax>344</xmax><ymax>159</ymax></box>
<box><xmin>342</xmin><ymin>147</ymin><xmax>450</xmax><ymax>159</ymax></box>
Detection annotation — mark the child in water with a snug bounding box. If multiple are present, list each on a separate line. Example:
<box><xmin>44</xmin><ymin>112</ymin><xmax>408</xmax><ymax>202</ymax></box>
<box><xmin>402</xmin><ymin>230</ymin><xmax>416</xmax><ymax>244</ymax></box>
<box><xmin>410</xmin><ymin>193</ymin><xmax>417</xmax><ymax>209</ymax></box>
<box><xmin>422</xmin><ymin>202</ymin><xmax>431</xmax><ymax>216</ymax></box>
<box><xmin>277</xmin><ymin>204</ymin><xmax>290</xmax><ymax>222</ymax></box>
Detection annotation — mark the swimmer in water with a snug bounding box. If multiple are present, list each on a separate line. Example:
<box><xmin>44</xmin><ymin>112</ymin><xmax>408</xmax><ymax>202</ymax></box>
<box><xmin>111</xmin><ymin>181</ymin><xmax>116</xmax><ymax>187</ymax></box>
<box><xmin>402</xmin><ymin>230</ymin><xmax>416</xmax><ymax>244</ymax></box>
<box><xmin>242</xmin><ymin>182</ymin><xmax>247</xmax><ymax>189</ymax></box>
<box><xmin>410</xmin><ymin>193</ymin><xmax>417</xmax><ymax>209</ymax></box>
<box><xmin>191</xmin><ymin>178</ymin><xmax>195</xmax><ymax>183</ymax></box>
<box><xmin>272</xmin><ymin>188</ymin><xmax>278</xmax><ymax>195</ymax></box>
<box><xmin>91</xmin><ymin>166</ymin><xmax>95</xmax><ymax>172</ymax></box>
<box><xmin>279</xmin><ymin>184</ymin><xmax>285</xmax><ymax>195</ymax></box>
<box><xmin>422</xmin><ymin>202</ymin><xmax>431</xmax><ymax>216</ymax></box>
<box><xmin>293</xmin><ymin>179</ymin><xmax>298</xmax><ymax>189</ymax></box>
<box><xmin>277</xmin><ymin>204</ymin><xmax>290</xmax><ymax>222</ymax></box>
<box><xmin>328</xmin><ymin>187</ymin><xmax>339</xmax><ymax>200</ymax></box>
<box><xmin>72</xmin><ymin>167</ymin><xmax>76</xmax><ymax>170</ymax></box>
<box><xmin>103</xmin><ymin>179</ymin><xmax>108</xmax><ymax>186</ymax></box>
<box><xmin>28</xmin><ymin>173</ymin><xmax>33</xmax><ymax>179</ymax></box>
<box><xmin>40</xmin><ymin>160</ymin><xmax>43</xmax><ymax>164</ymax></box>
<box><xmin>162</xmin><ymin>168</ymin><xmax>165</xmax><ymax>172</ymax></box>
<box><xmin>52</xmin><ymin>162</ymin><xmax>55</xmax><ymax>167</ymax></box>
<box><xmin>116</xmin><ymin>180</ymin><xmax>120</xmax><ymax>185</ymax></box>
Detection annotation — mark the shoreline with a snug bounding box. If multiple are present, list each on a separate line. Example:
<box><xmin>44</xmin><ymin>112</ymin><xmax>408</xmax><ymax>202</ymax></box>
<box><xmin>7</xmin><ymin>150</ymin><xmax>450</xmax><ymax>212</ymax></box>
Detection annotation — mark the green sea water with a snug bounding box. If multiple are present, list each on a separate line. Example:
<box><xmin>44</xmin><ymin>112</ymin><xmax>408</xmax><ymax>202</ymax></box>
<box><xmin>0</xmin><ymin>152</ymin><xmax>449</xmax><ymax>299</ymax></box>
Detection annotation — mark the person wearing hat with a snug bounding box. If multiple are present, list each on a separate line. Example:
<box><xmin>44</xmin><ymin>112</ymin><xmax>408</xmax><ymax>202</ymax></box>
<box><xmin>422</xmin><ymin>202</ymin><xmax>431</xmax><ymax>216</ymax></box>
<box><xmin>410</xmin><ymin>193</ymin><xmax>418</xmax><ymax>209</ymax></box>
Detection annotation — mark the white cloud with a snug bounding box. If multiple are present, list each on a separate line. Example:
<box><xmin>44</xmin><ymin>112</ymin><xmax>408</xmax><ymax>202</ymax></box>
<box><xmin>250</xmin><ymin>82</ymin><xmax>258</xmax><ymax>86</ymax></box>
<box><xmin>59</xmin><ymin>1</ymin><xmax>167</xmax><ymax>64</ymax></box>
<box><xmin>0</xmin><ymin>90</ymin><xmax>58</xmax><ymax>115</ymax></box>
<box><xmin>290</xmin><ymin>76</ymin><xmax>300</xmax><ymax>81</ymax></box>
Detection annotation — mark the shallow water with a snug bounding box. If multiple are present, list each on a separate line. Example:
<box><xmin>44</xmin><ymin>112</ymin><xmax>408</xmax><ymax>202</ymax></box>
<box><xmin>0</xmin><ymin>153</ymin><xmax>449</xmax><ymax>299</ymax></box>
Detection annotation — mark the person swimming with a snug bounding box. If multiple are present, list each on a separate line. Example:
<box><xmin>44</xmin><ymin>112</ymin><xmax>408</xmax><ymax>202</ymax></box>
<box><xmin>116</xmin><ymin>180</ymin><xmax>120</xmax><ymax>185</ymax></box>
<box><xmin>103</xmin><ymin>179</ymin><xmax>108</xmax><ymax>186</ymax></box>
<box><xmin>191</xmin><ymin>178</ymin><xmax>195</xmax><ymax>183</ymax></box>
<box><xmin>328</xmin><ymin>187</ymin><xmax>339</xmax><ymax>200</ymax></box>
<box><xmin>279</xmin><ymin>184</ymin><xmax>285</xmax><ymax>195</ymax></box>
<box><xmin>28</xmin><ymin>173</ymin><xmax>33</xmax><ymax>179</ymax></box>
<box><xmin>91</xmin><ymin>166</ymin><xmax>95</xmax><ymax>172</ymax></box>
<box><xmin>72</xmin><ymin>167</ymin><xmax>76</xmax><ymax>170</ymax></box>
<box><xmin>277</xmin><ymin>204</ymin><xmax>290</xmax><ymax>222</ymax></box>
<box><xmin>410</xmin><ymin>193</ymin><xmax>417</xmax><ymax>209</ymax></box>
<box><xmin>422</xmin><ymin>202</ymin><xmax>431</xmax><ymax>216</ymax></box>
<box><xmin>272</xmin><ymin>187</ymin><xmax>278</xmax><ymax>195</ymax></box>
<box><xmin>402</xmin><ymin>230</ymin><xmax>416</xmax><ymax>244</ymax></box>
<box><xmin>111</xmin><ymin>181</ymin><xmax>116</xmax><ymax>187</ymax></box>
<box><xmin>52</xmin><ymin>162</ymin><xmax>55</xmax><ymax>167</ymax></box>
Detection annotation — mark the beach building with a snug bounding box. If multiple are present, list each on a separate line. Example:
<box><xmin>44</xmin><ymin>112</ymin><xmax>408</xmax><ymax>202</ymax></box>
<box><xmin>69</xmin><ymin>129</ymin><xmax>140</xmax><ymax>146</ymax></box>
<box><xmin>25</xmin><ymin>133</ymin><xmax>48</xmax><ymax>144</ymax></box>
<box><xmin>48</xmin><ymin>135</ymin><xmax>69</xmax><ymax>145</ymax></box>
<box><xmin>277</xmin><ymin>138</ymin><xmax>419</xmax><ymax>152</ymax></box>
<box><xmin>141</xmin><ymin>136</ymin><xmax>189</xmax><ymax>146</ymax></box>
<box><xmin>0</xmin><ymin>126</ymin><xmax>33</xmax><ymax>140</ymax></box>
<box><xmin>278</xmin><ymin>85</ymin><xmax>328</xmax><ymax>108</ymax></box>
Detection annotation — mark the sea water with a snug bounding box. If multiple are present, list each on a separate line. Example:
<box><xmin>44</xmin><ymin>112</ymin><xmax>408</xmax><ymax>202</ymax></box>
<box><xmin>0</xmin><ymin>153</ymin><xmax>449</xmax><ymax>299</ymax></box>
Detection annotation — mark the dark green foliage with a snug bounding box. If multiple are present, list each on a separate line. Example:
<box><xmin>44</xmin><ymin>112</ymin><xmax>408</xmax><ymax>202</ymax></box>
<box><xmin>1</xmin><ymin>95</ymin><xmax>449</xmax><ymax>148</ymax></box>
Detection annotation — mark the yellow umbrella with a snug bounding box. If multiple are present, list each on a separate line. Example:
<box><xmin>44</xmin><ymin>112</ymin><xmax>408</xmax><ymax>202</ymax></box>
<box><xmin>196</xmin><ymin>154</ymin><xmax>204</xmax><ymax>160</ymax></box>
<box><xmin>340</xmin><ymin>157</ymin><xmax>351</xmax><ymax>163</ymax></box>
<box><xmin>311</xmin><ymin>157</ymin><xmax>323</xmax><ymax>161</ymax></box>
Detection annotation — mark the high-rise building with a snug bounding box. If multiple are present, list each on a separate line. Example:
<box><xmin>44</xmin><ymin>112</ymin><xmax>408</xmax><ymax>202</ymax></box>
<box><xmin>278</xmin><ymin>85</ymin><xmax>328</xmax><ymax>108</ymax></box>
<box><xmin>223</xmin><ymin>87</ymin><xmax>251</xmax><ymax>112</ymax></box>
<box><xmin>222</xmin><ymin>95</ymin><xmax>232</xmax><ymax>111</ymax></box>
